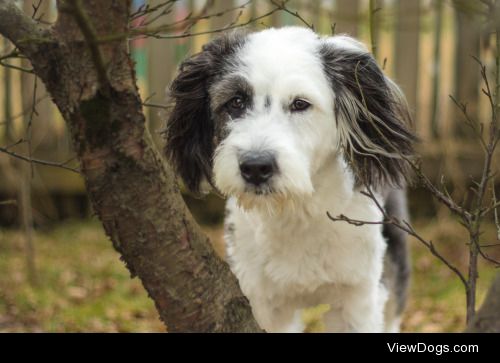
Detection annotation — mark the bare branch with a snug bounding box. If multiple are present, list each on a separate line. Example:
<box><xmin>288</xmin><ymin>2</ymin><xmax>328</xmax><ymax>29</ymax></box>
<box><xmin>0</xmin><ymin>60</ymin><xmax>34</xmax><ymax>73</ymax></box>
<box><xmin>0</xmin><ymin>200</ymin><xmax>17</xmax><ymax>206</ymax></box>
<box><xmin>493</xmin><ymin>180</ymin><xmax>500</xmax><ymax>240</ymax></box>
<box><xmin>143</xmin><ymin>102</ymin><xmax>169</xmax><ymax>110</ymax></box>
<box><xmin>0</xmin><ymin>145</ymin><xmax>81</xmax><ymax>174</ymax></box>
<box><xmin>449</xmin><ymin>94</ymin><xmax>487</xmax><ymax>150</ymax></box>
<box><xmin>269</xmin><ymin>0</ymin><xmax>315</xmax><ymax>30</ymax></box>
<box><xmin>0</xmin><ymin>48</ymin><xmax>24</xmax><ymax>61</ymax></box>
<box><xmin>0</xmin><ymin>94</ymin><xmax>48</xmax><ymax>126</ymax></box>
<box><xmin>326</xmin><ymin>210</ymin><xmax>468</xmax><ymax>288</ymax></box>
<box><xmin>0</xmin><ymin>0</ymin><xmax>51</xmax><ymax>57</ymax></box>
<box><xmin>97</xmin><ymin>4</ymin><xmax>284</xmax><ymax>43</ymax></box>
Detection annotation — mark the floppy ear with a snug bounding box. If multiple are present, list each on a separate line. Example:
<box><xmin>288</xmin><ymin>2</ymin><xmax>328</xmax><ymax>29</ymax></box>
<box><xmin>164</xmin><ymin>32</ymin><xmax>246</xmax><ymax>194</ymax></box>
<box><xmin>320</xmin><ymin>37</ymin><xmax>417</xmax><ymax>188</ymax></box>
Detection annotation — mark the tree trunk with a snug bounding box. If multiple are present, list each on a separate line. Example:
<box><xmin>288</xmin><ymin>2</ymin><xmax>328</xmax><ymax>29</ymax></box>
<box><xmin>0</xmin><ymin>0</ymin><xmax>261</xmax><ymax>333</ymax></box>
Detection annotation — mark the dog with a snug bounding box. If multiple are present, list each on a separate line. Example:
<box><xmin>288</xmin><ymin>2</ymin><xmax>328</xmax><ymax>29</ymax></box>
<box><xmin>164</xmin><ymin>27</ymin><xmax>416</xmax><ymax>332</ymax></box>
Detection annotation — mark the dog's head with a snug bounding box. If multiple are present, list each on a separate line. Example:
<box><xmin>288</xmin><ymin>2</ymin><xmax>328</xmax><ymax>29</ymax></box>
<box><xmin>165</xmin><ymin>27</ymin><xmax>416</xmax><ymax>210</ymax></box>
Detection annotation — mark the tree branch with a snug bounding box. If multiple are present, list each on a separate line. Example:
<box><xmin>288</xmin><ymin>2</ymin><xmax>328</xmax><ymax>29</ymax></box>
<box><xmin>327</xmin><ymin>203</ymin><xmax>468</xmax><ymax>288</ymax></box>
<box><xmin>0</xmin><ymin>0</ymin><xmax>51</xmax><ymax>57</ymax></box>
<box><xmin>0</xmin><ymin>145</ymin><xmax>81</xmax><ymax>174</ymax></box>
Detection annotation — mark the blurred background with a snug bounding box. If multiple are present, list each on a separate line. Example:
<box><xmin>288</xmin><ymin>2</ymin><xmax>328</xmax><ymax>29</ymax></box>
<box><xmin>1</xmin><ymin>0</ymin><xmax>499</xmax><ymax>332</ymax></box>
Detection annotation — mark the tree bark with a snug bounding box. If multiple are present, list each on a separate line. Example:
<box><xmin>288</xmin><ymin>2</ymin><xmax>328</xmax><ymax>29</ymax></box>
<box><xmin>0</xmin><ymin>0</ymin><xmax>261</xmax><ymax>332</ymax></box>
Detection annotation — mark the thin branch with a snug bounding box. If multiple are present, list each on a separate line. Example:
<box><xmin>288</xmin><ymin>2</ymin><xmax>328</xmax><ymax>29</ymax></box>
<box><xmin>0</xmin><ymin>94</ymin><xmax>49</xmax><ymax>126</ymax></box>
<box><xmin>0</xmin><ymin>146</ymin><xmax>81</xmax><ymax>174</ymax></box>
<box><xmin>0</xmin><ymin>48</ymin><xmax>23</xmax><ymax>61</ymax></box>
<box><xmin>143</xmin><ymin>102</ymin><xmax>169</xmax><ymax>110</ymax></box>
<box><xmin>130</xmin><ymin>0</ymin><xmax>176</xmax><ymax>21</ymax></box>
<box><xmin>331</xmin><ymin>184</ymin><xmax>469</xmax><ymax>287</ymax></box>
<box><xmin>98</xmin><ymin>5</ymin><xmax>285</xmax><ymax>43</ymax></box>
<box><xmin>368</xmin><ymin>0</ymin><xmax>381</xmax><ymax>58</ymax></box>
<box><xmin>326</xmin><ymin>211</ymin><xmax>468</xmax><ymax>288</ymax></box>
<box><xmin>493</xmin><ymin>180</ymin><xmax>500</xmax><ymax>240</ymax></box>
<box><xmin>449</xmin><ymin>94</ymin><xmax>487</xmax><ymax>150</ymax></box>
<box><xmin>0</xmin><ymin>200</ymin><xmax>17</xmax><ymax>206</ymax></box>
<box><xmin>269</xmin><ymin>0</ymin><xmax>314</xmax><ymax>30</ymax></box>
<box><xmin>25</xmin><ymin>76</ymin><xmax>38</xmax><ymax>177</ymax></box>
<box><xmin>0</xmin><ymin>61</ymin><xmax>34</xmax><ymax>73</ymax></box>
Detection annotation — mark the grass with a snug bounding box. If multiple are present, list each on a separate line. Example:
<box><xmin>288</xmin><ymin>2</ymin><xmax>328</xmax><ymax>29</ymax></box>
<box><xmin>0</xmin><ymin>220</ymin><xmax>164</xmax><ymax>332</ymax></box>
<box><xmin>403</xmin><ymin>218</ymin><xmax>499</xmax><ymax>332</ymax></box>
<box><xmin>0</xmin><ymin>217</ymin><xmax>498</xmax><ymax>332</ymax></box>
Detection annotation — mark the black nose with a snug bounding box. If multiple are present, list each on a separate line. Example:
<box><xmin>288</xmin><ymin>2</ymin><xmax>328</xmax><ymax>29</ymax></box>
<box><xmin>239</xmin><ymin>154</ymin><xmax>277</xmax><ymax>186</ymax></box>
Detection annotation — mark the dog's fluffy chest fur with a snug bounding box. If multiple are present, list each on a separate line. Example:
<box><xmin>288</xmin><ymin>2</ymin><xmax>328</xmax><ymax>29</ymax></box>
<box><xmin>224</xmin><ymin>159</ymin><xmax>388</xmax><ymax>332</ymax></box>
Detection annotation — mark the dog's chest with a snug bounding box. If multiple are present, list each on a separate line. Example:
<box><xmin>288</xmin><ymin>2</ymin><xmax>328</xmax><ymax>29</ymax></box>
<box><xmin>225</xmin><ymin>197</ymin><xmax>386</xmax><ymax>299</ymax></box>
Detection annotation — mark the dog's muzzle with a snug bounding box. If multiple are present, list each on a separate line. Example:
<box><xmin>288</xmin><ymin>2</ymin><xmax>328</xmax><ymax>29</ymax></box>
<box><xmin>239</xmin><ymin>152</ymin><xmax>278</xmax><ymax>186</ymax></box>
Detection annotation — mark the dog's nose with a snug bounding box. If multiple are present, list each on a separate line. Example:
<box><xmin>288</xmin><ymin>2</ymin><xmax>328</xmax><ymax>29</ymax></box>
<box><xmin>239</xmin><ymin>154</ymin><xmax>277</xmax><ymax>186</ymax></box>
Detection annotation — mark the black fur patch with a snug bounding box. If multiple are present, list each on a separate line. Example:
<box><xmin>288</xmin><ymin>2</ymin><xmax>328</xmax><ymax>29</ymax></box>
<box><xmin>320</xmin><ymin>43</ymin><xmax>417</xmax><ymax>188</ymax></box>
<box><xmin>164</xmin><ymin>31</ymin><xmax>247</xmax><ymax>194</ymax></box>
<box><xmin>382</xmin><ymin>187</ymin><xmax>411</xmax><ymax>314</ymax></box>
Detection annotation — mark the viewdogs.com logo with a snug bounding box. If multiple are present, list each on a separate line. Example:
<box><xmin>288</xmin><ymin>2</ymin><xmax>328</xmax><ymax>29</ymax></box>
<box><xmin>387</xmin><ymin>343</ymin><xmax>478</xmax><ymax>355</ymax></box>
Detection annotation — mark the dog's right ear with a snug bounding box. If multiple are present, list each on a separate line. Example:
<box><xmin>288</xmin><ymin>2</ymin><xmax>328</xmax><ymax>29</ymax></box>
<box><xmin>164</xmin><ymin>32</ymin><xmax>246</xmax><ymax>194</ymax></box>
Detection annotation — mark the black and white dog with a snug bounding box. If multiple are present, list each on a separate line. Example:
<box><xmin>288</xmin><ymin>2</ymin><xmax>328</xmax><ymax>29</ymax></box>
<box><xmin>165</xmin><ymin>27</ymin><xmax>416</xmax><ymax>332</ymax></box>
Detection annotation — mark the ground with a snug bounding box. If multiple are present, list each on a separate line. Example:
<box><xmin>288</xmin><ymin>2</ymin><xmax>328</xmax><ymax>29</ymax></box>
<box><xmin>0</xmin><ymin>217</ymin><xmax>498</xmax><ymax>332</ymax></box>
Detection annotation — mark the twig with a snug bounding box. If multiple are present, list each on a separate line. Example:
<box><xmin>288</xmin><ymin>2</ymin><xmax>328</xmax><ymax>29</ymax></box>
<box><xmin>0</xmin><ymin>48</ymin><xmax>23</xmax><ymax>61</ymax></box>
<box><xmin>25</xmin><ymin>76</ymin><xmax>38</xmax><ymax>177</ymax></box>
<box><xmin>449</xmin><ymin>94</ymin><xmax>487</xmax><ymax>150</ymax></box>
<box><xmin>98</xmin><ymin>5</ymin><xmax>284</xmax><ymax>43</ymax></box>
<box><xmin>0</xmin><ymin>94</ymin><xmax>48</xmax><ymax>126</ymax></box>
<box><xmin>0</xmin><ymin>146</ymin><xmax>81</xmax><ymax>174</ymax></box>
<box><xmin>269</xmin><ymin>0</ymin><xmax>314</xmax><ymax>30</ymax></box>
<box><xmin>493</xmin><ymin>179</ymin><xmax>500</xmax><ymax>240</ymax></box>
<box><xmin>368</xmin><ymin>0</ymin><xmax>380</xmax><ymax>58</ymax></box>
<box><xmin>0</xmin><ymin>61</ymin><xmax>34</xmax><ymax>73</ymax></box>
<box><xmin>143</xmin><ymin>102</ymin><xmax>169</xmax><ymax>110</ymax></box>
<box><xmin>326</xmin><ymin>210</ymin><xmax>468</xmax><ymax>288</ymax></box>
<box><xmin>0</xmin><ymin>200</ymin><xmax>17</xmax><ymax>206</ymax></box>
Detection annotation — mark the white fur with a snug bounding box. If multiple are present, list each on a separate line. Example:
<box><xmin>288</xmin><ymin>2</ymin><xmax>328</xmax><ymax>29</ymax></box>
<box><xmin>212</xmin><ymin>27</ymin><xmax>395</xmax><ymax>332</ymax></box>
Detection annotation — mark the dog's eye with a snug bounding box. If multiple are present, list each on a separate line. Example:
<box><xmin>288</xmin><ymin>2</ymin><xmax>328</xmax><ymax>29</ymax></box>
<box><xmin>291</xmin><ymin>98</ymin><xmax>311</xmax><ymax>112</ymax></box>
<box><xmin>228</xmin><ymin>96</ymin><xmax>246</xmax><ymax>110</ymax></box>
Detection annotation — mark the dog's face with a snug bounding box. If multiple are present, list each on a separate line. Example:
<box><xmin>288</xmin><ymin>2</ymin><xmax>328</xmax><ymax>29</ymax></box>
<box><xmin>165</xmin><ymin>27</ymin><xmax>415</xmax><ymax>210</ymax></box>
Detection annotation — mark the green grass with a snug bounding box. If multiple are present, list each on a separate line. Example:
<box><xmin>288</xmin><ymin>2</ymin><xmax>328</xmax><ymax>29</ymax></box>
<box><xmin>0</xmin><ymin>218</ymin><xmax>498</xmax><ymax>332</ymax></box>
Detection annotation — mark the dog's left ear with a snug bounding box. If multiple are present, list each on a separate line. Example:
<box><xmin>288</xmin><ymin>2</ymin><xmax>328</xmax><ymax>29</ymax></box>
<box><xmin>320</xmin><ymin>37</ymin><xmax>417</xmax><ymax>188</ymax></box>
<box><xmin>164</xmin><ymin>31</ymin><xmax>246</xmax><ymax>194</ymax></box>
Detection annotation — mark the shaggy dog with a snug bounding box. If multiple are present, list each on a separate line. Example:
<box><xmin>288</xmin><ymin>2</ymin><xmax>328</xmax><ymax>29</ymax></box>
<box><xmin>165</xmin><ymin>27</ymin><xmax>416</xmax><ymax>332</ymax></box>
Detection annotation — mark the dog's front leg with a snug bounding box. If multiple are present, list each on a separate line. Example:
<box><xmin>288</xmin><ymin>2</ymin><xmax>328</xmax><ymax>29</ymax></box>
<box><xmin>324</xmin><ymin>282</ymin><xmax>387</xmax><ymax>333</ymax></box>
